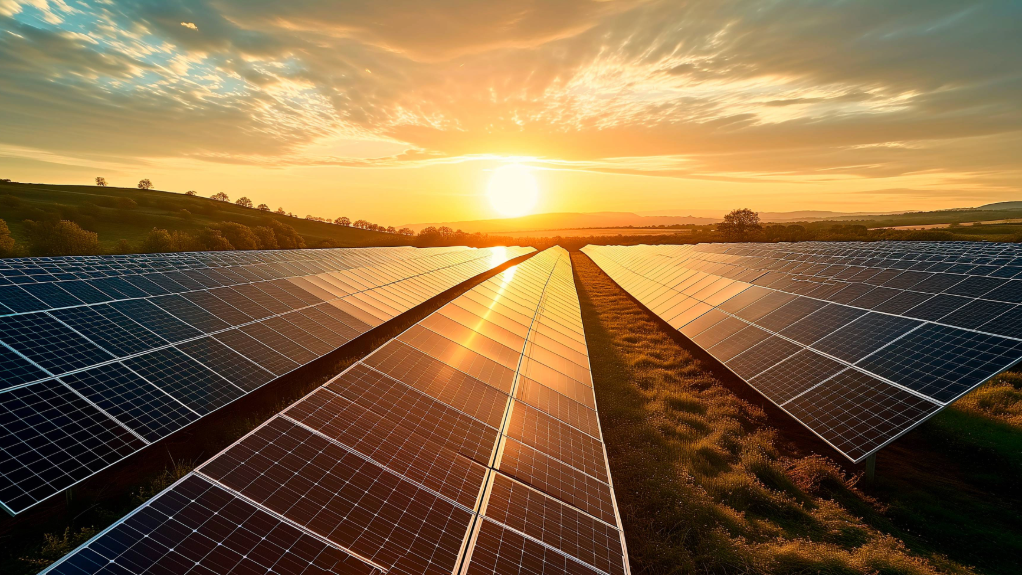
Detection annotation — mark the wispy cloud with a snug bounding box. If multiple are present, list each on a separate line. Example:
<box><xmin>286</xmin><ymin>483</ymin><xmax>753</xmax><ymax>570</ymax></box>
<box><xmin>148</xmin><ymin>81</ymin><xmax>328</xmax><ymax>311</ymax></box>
<box><xmin>0</xmin><ymin>0</ymin><xmax>1018</xmax><ymax>206</ymax></box>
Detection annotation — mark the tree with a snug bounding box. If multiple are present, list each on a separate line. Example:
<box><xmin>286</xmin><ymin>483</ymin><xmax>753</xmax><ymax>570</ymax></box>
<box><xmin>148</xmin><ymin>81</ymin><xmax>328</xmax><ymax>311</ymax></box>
<box><xmin>210</xmin><ymin>192</ymin><xmax>229</xmax><ymax>202</ymax></box>
<box><xmin>353</xmin><ymin>219</ymin><xmax>370</xmax><ymax>229</ymax></box>
<box><xmin>95</xmin><ymin>177</ymin><xmax>107</xmax><ymax>187</ymax></box>
<box><xmin>211</xmin><ymin>222</ymin><xmax>259</xmax><ymax>250</ymax></box>
<box><xmin>717</xmin><ymin>208</ymin><xmax>761</xmax><ymax>242</ymax></box>
<box><xmin>140</xmin><ymin>228</ymin><xmax>177</xmax><ymax>253</ymax></box>
<box><xmin>235</xmin><ymin>197</ymin><xmax>253</xmax><ymax>208</ymax></box>
<box><xmin>138</xmin><ymin>179</ymin><xmax>153</xmax><ymax>190</ymax></box>
<box><xmin>185</xmin><ymin>190</ymin><xmax>197</xmax><ymax>196</ymax></box>
<box><xmin>335</xmin><ymin>217</ymin><xmax>350</xmax><ymax>226</ymax></box>
<box><xmin>0</xmin><ymin>219</ymin><xmax>16</xmax><ymax>256</ymax></box>
<box><xmin>398</xmin><ymin>227</ymin><xmax>414</xmax><ymax>235</ymax></box>
<box><xmin>195</xmin><ymin>228</ymin><xmax>233</xmax><ymax>251</ymax></box>
<box><xmin>253</xmin><ymin>226</ymin><xmax>279</xmax><ymax>249</ymax></box>
<box><xmin>275</xmin><ymin>207</ymin><xmax>286</xmax><ymax>215</ymax></box>
<box><xmin>112</xmin><ymin>239</ymin><xmax>133</xmax><ymax>254</ymax></box>
<box><xmin>23</xmin><ymin>220</ymin><xmax>100</xmax><ymax>256</ymax></box>
<box><xmin>267</xmin><ymin>220</ymin><xmax>305</xmax><ymax>249</ymax></box>
<box><xmin>387</xmin><ymin>226</ymin><xmax>396</xmax><ymax>234</ymax></box>
<box><xmin>257</xmin><ymin>203</ymin><xmax>270</xmax><ymax>211</ymax></box>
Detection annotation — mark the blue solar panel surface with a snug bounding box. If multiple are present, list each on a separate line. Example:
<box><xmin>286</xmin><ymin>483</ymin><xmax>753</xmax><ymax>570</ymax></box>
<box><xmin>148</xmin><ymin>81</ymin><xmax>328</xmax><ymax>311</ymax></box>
<box><xmin>585</xmin><ymin>241</ymin><xmax>1022</xmax><ymax>462</ymax></box>
<box><xmin>0</xmin><ymin>246</ymin><xmax>532</xmax><ymax>515</ymax></box>
<box><xmin>43</xmin><ymin>247</ymin><xmax>631</xmax><ymax>575</ymax></box>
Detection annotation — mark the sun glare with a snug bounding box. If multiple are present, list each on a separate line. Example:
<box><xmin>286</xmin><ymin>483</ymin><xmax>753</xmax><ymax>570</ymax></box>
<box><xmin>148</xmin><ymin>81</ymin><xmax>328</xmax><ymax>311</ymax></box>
<box><xmin>487</xmin><ymin>164</ymin><xmax>539</xmax><ymax>218</ymax></box>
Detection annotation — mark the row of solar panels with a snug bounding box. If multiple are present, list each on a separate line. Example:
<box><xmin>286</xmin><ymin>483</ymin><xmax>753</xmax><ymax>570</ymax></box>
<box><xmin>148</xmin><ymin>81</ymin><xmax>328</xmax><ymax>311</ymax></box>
<box><xmin>584</xmin><ymin>242</ymin><xmax>1022</xmax><ymax>462</ymax></box>
<box><xmin>45</xmin><ymin>247</ymin><xmax>630</xmax><ymax>575</ymax></box>
<box><xmin>0</xmin><ymin>245</ymin><xmax>471</xmax><ymax>287</ymax></box>
<box><xmin>0</xmin><ymin>246</ymin><xmax>533</xmax><ymax>515</ymax></box>
<box><xmin>697</xmin><ymin>239</ymin><xmax>1022</xmax><ymax>272</ymax></box>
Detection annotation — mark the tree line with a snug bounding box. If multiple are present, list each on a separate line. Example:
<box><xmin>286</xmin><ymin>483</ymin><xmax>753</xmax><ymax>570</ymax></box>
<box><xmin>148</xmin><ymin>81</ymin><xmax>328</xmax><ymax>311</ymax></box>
<box><xmin>0</xmin><ymin>216</ymin><xmax>307</xmax><ymax>258</ymax></box>
<box><xmin>96</xmin><ymin>177</ymin><xmax>414</xmax><ymax>236</ymax></box>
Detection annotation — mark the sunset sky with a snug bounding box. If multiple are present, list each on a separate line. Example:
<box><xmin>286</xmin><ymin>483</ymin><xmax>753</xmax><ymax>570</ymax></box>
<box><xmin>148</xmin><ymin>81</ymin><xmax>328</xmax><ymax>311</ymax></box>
<box><xmin>1</xmin><ymin>1</ymin><xmax>1019</xmax><ymax>224</ymax></box>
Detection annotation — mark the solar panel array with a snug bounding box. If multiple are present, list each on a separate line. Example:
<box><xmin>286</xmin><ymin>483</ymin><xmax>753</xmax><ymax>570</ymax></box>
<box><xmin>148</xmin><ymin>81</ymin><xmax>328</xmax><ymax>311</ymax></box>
<box><xmin>584</xmin><ymin>241</ymin><xmax>1022</xmax><ymax>462</ymax></box>
<box><xmin>0</xmin><ymin>245</ymin><xmax>532</xmax><ymax>515</ymax></box>
<box><xmin>44</xmin><ymin>247</ymin><xmax>630</xmax><ymax>575</ymax></box>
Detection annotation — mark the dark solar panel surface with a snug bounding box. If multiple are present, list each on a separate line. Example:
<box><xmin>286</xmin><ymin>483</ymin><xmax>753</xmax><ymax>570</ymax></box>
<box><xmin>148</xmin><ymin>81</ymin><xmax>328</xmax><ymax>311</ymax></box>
<box><xmin>44</xmin><ymin>247</ymin><xmax>630</xmax><ymax>575</ymax></box>
<box><xmin>585</xmin><ymin>241</ymin><xmax>1022</xmax><ymax>462</ymax></box>
<box><xmin>1</xmin><ymin>246</ymin><xmax>531</xmax><ymax>514</ymax></box>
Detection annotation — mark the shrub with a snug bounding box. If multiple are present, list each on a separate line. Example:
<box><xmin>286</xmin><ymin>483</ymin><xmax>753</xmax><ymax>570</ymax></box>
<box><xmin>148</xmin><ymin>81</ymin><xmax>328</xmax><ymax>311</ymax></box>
<box><xmin>140</xmin><ymin>228</ymin><xmax>177</xmax><ymax>253</ymax></box>
<box><xmin>19</xmin><ymin>527</ymin><xmax>98</xmax><ymax>569</ymax></box>
<box><xmin>111</xmin><ymin>239</ymin><xmax>133</xmax><ymax>254</ymax></box>
<box><xmin>267</xmin><ymin>220</ymin><xmax>305</xmax><ymax>249</ymax></box>
<box><xmin>195</xmin><ymin>227</ymin><xmax>233</xmax><ymax>250</ymax></box>
<box><xmin>211</xmin><ymin>222</ymin><xmax>259</xmax><ymax>250</ymax></box>
<box><xmin>0</xmin><ymin>219</ymin><xmax>15</xmax><ymax>256</ymax></box>
<box><xmin>253</xmin><ymin>226</ymin><xmax>279</xmax><ymax>249</ymax></box>
<box><xmin>23</xmin><ymin>219</ymin><xmax>100</xmax><ymax>256</ymax></box>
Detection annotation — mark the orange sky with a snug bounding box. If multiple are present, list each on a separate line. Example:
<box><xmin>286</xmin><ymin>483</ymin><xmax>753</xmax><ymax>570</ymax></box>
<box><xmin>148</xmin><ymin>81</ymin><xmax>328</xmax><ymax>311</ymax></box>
<box><xmin>0</xmin><ymin>1</ymin><xmax>1019</xmax><ymax>225</ymax></box>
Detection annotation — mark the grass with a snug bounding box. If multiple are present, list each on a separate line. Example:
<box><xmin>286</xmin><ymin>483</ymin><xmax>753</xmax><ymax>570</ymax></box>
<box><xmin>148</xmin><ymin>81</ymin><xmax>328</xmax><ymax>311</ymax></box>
<box><xmin>572</xmin><ymin>251</ymin><xmax>994</xmax><ymax>575</ymax></box>
<box><xmin>0</xmin><ymin>181</ymin><xmax>408</xmax><ymax>251</ymax></box>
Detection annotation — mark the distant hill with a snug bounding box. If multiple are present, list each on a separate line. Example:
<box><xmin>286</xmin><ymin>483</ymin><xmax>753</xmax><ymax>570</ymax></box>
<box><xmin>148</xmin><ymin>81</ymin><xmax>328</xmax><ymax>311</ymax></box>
<box><xmin>977</xmin><ymin>201</ymin><xmax>1022</xmax><ymax>211</ymax></box>
<box><xmin>403</xmin><ymin>209</ymin><xmax>915</xmax><ymax>233</ymax></box>
<box><xmin>0</xmin><ymin>181</ymin><xmax>407</xmax><ymax>251</ymax></box>
<box><xmin>759</xmin><ymin>210</ymin><xmax>900</xmax><ymax>222</ymax></box>
<box><xmin>403</xmin><ymin>211</ymin><xmax>718</xmax><ymax>233</ymax></box>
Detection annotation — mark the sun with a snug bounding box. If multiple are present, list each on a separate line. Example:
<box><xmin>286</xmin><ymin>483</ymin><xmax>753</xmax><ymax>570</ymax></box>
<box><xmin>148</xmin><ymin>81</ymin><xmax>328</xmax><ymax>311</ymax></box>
<box><xmin>487</xmin><ymin>164</ymin><xmax>539</xmax><ymax>218</ymax></box>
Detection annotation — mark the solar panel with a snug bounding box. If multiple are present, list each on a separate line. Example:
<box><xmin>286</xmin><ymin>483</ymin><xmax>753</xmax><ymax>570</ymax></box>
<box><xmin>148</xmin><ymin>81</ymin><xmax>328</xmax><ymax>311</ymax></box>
<box><xmin>0</xmin><ymin>246</ymin><xmax>532</xmax><ymax>515</ymax></box>
<box><xmin>584</xmin><ymin>241</ymin><xmax>1022</xmax><ymax>462</ymax></box>
<box><xmin>44</xmin><ymin>247</ymin><xmax>631</xmax><ymax>575</ymax></box>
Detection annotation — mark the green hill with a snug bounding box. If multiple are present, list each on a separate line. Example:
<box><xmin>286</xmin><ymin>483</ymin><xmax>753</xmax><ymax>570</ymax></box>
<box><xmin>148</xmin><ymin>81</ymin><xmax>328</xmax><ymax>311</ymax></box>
<box><xmin>0</xmin><ymin>181</ymin><xmax>409</xmax><ymax>253</ymax></box>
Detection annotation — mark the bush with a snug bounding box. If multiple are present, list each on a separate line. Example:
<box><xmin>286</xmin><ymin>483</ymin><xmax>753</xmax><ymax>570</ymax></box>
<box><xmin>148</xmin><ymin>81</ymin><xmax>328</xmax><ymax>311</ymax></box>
<box><xmin>111</xmin><ymin>239</ymin><xmax>133</xmax><ymax>254</ymax></box>
<box><xmin>253</xmin><ymin>226</ymin><xmax>279</xmax><ymax>249</ymax></box>
<box><xmin>140</xmin><ymin>228</ymin><xmax>176</xmax><ymax>253</ymax></box>
<box><xmin>267</xmin><ymin>220</ymin><xmax>305</xmax><ymax>249</ymax></box>
<box><xmin>195</xmin><ymin>227</ymin><xmax>233</xmax><ymax>251</ymax></box>
<box><xmin>23</xmin><ymin>219</ymin><xmax>100</xmax><ymax>256</ymax></box>
<box><xmin>0</xmin><ymin>219</ymin><xmax>15</xmax><ymax>256</ymax></box>
<box><xmin>19</xmin><ymin>527</ymin><xmax>97</xmax><ymax>569</ymax></box>
<box><xmin>211</xmin><ymin>222</ymin><xmax>259</xmax><ymax>250</ymax></box>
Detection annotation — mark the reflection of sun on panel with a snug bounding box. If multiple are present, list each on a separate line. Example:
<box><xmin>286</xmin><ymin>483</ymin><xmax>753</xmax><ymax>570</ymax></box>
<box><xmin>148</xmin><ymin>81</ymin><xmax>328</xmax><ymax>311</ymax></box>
<box><xmin>487</xmin><ymin>164</ymin><xmax>539</xmax><ymax>218</ymax></box>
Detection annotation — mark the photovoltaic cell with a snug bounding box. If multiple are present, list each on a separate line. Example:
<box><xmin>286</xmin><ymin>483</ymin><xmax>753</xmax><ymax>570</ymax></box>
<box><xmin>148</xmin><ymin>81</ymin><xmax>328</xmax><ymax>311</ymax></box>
<box><xmin>60</xmin><ymin>363</ymin><xmax>198</xmax><ymax>442</ymax></box>
<box><xmin>0</xmin><ymin>312</ymin><xmax>112</xmax><ymax>374</ymax></box>
<box><xmin>585</xmin><ymin>241</ymin><xmax>1022</xmax><ymax>462</ymax></box>
<box><xmin>0</xmin><ymin>345</ymin><xmax>48</xmax><ymax>391</ymax></box>
<box><xmin>42</xmin><ymin>247</ymin><xmax>630</xmax><ymax>575</ymax></box>
<box><xmin>51</xmin><ymin>306</ymin><xmax>166</xmax><ymax>357</ymax></box>
<box><xmin>784</xmin><ymin>370</ymin><xmax>939</xmax><ymax>461</ymax></box>
<box><xmin>44</xmin><ymin>474</ymin><xmax>383</xmax><ymax>575</ymax></box>
<box><xmin>0</xmin><ymin>379</ymin><xmax>144</xmax><ymax>513</ymax></box>
<box><xmin>857</xmin><ymin>324</ymin><xmax>1022</xmax><ymax>402</ymax></box>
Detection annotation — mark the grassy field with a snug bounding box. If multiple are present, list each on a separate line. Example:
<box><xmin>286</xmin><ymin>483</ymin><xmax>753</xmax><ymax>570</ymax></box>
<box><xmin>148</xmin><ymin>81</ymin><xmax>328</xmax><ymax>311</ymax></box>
<box><xmin>0</xmin><ymin>181</ymin><xmax>408</xmax><ymax>251</ymax></box>
<box><xmin>573</xmin><ymin>251</ymin><xmax>1022</xmax><ymax>575</ymax></box>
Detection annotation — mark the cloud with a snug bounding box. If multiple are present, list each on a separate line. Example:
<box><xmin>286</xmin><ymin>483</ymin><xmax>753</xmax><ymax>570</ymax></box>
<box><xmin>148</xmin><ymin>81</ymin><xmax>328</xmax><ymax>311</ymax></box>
<box><xmin>0</xmin><ymin>0</ymin><xmax>1018</xmax><ymax>200</ymax></box>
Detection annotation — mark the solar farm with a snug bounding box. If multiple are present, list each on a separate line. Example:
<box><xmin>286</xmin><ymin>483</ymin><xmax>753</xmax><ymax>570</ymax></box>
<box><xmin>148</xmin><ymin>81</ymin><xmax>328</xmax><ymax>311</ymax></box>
<box><xmin>1</xmin><ymin>241</ymin><xmax>1021</xmax><ymax>573</ymax></box>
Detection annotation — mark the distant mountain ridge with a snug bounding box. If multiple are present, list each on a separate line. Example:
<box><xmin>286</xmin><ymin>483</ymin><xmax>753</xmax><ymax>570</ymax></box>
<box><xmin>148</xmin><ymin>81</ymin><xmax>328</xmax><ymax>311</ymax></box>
<box><xmin>402</xmin><ymin>212</ymin><xmax>718</xmax><ymax>233</ymax></box>
<box><xmin>403</xmin><ymin>209</ymin><xmax>896</xmax><ymax>233</ymax></box>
